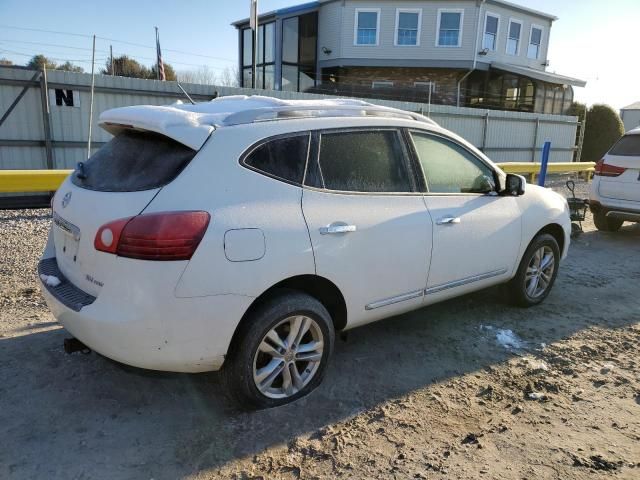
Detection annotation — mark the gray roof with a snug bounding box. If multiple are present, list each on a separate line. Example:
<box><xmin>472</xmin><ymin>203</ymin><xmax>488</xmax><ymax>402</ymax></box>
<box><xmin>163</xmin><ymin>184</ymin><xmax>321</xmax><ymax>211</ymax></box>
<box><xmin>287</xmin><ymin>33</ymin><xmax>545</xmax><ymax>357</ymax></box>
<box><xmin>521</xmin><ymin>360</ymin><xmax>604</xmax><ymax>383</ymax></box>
<box><xmin>622</xmin><ymin>101</ymin><xmax>640</xmax><ymax>111</ymax></box>
<box><xmin>233</xmin><ymin>0</ymin><xmax>558</xmax><ymax>27</ymax></box>
<box><xmin>485</xmin><ymin>0</ymin><xmax>557</xmax><ymax>21</ymax></box>
<box><xmin>492</xmin><ymin>62</ymin><xmax>586</xmax><ymax>87</ymax></box>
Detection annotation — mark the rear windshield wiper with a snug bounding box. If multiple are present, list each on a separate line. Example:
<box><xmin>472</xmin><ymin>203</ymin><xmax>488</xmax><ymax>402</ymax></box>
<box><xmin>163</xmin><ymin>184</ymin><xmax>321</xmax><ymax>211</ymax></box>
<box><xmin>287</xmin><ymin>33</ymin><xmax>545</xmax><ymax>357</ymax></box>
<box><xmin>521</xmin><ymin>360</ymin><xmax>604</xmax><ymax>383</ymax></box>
<box><xmin>75</xmin><ymin>162</ymin><xmax>87</xmax><ymax>180</ymax></box>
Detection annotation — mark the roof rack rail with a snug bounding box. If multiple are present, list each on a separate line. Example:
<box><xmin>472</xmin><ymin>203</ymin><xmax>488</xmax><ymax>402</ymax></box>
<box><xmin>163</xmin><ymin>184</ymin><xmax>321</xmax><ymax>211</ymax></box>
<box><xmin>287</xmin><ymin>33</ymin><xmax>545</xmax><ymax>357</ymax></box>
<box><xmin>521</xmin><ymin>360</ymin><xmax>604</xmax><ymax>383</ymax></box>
<box><xmin>221</xmin><ymin>104</ymin><xmax>438</xmax><ymax>127</ymax></box>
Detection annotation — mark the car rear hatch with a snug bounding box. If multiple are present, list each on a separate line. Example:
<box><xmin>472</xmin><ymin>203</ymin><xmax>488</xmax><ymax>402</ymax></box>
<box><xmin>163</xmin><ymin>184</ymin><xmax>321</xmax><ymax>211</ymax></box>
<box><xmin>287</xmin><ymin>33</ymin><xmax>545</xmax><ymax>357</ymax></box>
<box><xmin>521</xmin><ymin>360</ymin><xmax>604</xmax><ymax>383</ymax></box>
<box><xmin>598</xmin><ymin>133</ymin><xmax>640</xmax><ymax>203</ymax></box>
<box><xmin>51</xmin><ymin>128</ymin><xmax>201</xmax><ymax>297</ymax></box>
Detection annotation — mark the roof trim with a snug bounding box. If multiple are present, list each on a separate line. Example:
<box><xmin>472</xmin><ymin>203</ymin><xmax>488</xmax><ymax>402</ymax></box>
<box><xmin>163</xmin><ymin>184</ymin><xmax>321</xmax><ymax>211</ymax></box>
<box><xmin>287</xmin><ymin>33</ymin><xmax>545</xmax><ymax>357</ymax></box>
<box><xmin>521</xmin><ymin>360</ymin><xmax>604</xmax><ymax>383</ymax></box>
<box><xmin>621</xmin><ymin>101</ymin><xmax>640</xmax><ymax>111</ymax></box>
<box><xmin>232</xmin><ymin>1</ymin><xmax>318</xmax><ymax>27</ymax></box>
<box><xmin>491</xmin><ymin>62</ymin><xmax>586</xmax><ymax>87</ymax></box>
<box><xmin>485</xmin><ymin>0</ymin><xmax>557</xmax><ymax>21</ymax></box>
<box><xmin>319</xmin><ymin>58</ymin><xmax>478</xmax><ymax>70</ymax></box>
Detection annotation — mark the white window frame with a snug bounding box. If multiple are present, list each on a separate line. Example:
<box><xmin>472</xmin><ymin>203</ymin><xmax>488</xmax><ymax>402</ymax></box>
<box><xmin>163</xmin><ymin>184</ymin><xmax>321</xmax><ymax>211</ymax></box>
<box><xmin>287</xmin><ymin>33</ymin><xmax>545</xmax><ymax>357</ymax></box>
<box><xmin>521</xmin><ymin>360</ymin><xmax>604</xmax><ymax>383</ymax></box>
<box><xmin>506</xmin><ymin>18</ymin><xmax>523</xmax><ymax>56</ymax></box>
<box><xmin>354</xmin><ymin>8</ymin><xmax>381</xmax><ymax>46</ymax></box>
<box><xmin>394</xmin><ymin>8</ymin><xmax>422</xmax><ymax>47</ymax></box>
<box><xmin>372</xmin><ymin>81</ymin><xmax>394</xmax><ymax>89</ymax></box>
<box><xmin>482</xmin><ymin>11</ymin><xmax>500</xmax><ymax>52</ymax></box>
<box><xmin>527</xmin><ymin>24</ymin><xmax>544</xmax><ymax>59</ymax></box>
<box><xmin>436</xmin><ymin>8</ymin><xmax>464</xmax><ymax>47</ymax></box>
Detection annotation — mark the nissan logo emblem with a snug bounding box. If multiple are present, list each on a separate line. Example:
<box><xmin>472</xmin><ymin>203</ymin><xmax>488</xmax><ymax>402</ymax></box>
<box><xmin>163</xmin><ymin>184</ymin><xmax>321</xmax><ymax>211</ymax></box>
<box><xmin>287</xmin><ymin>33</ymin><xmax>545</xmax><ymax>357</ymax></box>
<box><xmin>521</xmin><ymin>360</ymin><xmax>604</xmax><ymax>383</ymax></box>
<box><xmin>62</xmin><ymin>191</ymin><xmax>72</xmax><ymax>208</ymax></box>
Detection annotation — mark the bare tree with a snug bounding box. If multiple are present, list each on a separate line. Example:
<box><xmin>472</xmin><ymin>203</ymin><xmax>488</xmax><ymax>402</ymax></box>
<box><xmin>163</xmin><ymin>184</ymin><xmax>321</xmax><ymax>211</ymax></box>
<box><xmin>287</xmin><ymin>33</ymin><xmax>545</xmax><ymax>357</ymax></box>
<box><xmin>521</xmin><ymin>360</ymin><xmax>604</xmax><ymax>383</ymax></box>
<box><xmin>218</xmin><ymin>66</ymin><xmax>239</xmax><ymax>87</ymax></box>
<box><xmin>177</xmin><ymin>66</ymin><xmax>217</xmax><ymax>85</ymax></box>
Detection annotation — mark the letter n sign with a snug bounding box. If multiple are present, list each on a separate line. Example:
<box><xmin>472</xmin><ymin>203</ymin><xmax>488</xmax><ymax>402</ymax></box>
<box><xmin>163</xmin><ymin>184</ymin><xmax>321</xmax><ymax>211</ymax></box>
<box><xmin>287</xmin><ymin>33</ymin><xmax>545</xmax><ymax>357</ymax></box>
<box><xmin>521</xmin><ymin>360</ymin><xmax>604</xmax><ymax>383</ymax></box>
<box><xmin>50</xmin><ymin>89</ymin><xmax>80</xmax><ymax>108</ymax></box>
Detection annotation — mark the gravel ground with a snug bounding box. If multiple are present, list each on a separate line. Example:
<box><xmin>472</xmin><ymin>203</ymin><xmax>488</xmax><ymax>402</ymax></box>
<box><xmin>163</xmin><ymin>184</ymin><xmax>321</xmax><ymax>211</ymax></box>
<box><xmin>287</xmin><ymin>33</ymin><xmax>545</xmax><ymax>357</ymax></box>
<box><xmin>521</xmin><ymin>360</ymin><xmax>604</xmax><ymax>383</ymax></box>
<box><xmin>1</xmin><ymin>179</ymin><xmax>639</xmax><ymax>479</ymax></box>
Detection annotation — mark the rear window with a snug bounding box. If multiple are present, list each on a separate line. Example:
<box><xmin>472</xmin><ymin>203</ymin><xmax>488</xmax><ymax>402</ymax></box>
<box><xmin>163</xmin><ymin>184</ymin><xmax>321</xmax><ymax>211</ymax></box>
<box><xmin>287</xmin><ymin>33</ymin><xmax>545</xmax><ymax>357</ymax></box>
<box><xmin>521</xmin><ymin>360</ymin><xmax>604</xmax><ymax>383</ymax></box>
<box><xmin>609</xmin><ymin>135</ymin><xmax>640</xmax><ymax>156</ymax></box>
<box><xmin>243</xmin><ymin>134</ymin><xmax>310</xmax><ymax>185</ymax></box>
<box><xmin>71</xmin><ymin>130</ymin><xmax>197</xmax><ymax>192</ymax></box>
<box><xmin>317</xmin><ymin>130</ymin><xmax>413</xmax><ymax>193</ymax></box>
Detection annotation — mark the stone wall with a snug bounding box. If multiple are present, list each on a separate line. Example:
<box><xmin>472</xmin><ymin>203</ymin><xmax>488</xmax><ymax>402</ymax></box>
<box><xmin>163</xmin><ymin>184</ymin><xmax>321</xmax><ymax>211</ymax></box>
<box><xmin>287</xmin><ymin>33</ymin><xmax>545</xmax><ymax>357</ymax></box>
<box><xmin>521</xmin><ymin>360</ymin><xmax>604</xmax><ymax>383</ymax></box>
<box><xmin>318</xmin><ymin>67</ymin><xmax>466</xmax><ymax>106</ymax></box>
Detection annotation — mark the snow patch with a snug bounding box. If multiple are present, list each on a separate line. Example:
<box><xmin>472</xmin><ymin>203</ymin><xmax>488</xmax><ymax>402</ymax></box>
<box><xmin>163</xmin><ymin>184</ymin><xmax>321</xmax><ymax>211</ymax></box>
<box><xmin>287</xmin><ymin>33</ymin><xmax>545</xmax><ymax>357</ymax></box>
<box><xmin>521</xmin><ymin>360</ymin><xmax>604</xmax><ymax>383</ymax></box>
<box><xmin>40</xmin><ymin>274</ymin><xmax>61</xmax><ymax>287</ymax></box>
<box><xmin>495</xmin><ymin>329</ymin><xmax>524</xmax><ymax>350</ymax></box>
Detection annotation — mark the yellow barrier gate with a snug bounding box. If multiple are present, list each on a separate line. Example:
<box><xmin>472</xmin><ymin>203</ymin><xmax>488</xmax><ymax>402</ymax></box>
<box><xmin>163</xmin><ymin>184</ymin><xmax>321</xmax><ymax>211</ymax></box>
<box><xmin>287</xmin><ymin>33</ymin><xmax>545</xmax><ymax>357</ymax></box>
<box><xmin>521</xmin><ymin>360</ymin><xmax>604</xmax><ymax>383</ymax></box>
<box><xmin>0</xmin><ymin>162</ymin><xmax>596</xmax><ymax>194</ymax></box>
<box><xmin>498</xmin><ymin>162</ymin><xmax>595</xmax><ymax>183</ymax></box>
<box><xmin>0</xmin><ymin>169</ymin><xmax>72</xmax><ymax>193</ymax></box>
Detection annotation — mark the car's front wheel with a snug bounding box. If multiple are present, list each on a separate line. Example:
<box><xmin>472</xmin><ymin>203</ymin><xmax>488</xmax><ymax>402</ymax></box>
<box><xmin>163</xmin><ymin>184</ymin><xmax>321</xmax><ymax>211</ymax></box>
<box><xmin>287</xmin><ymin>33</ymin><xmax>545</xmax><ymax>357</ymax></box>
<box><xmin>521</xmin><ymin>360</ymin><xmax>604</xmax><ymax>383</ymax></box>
<box><xmin>221</xmin><ymin>290</ymin><xmax>334</xmax><ymax>409</ymax></box>
<box><xmin>593</xmin><ymin>211</ymin><xmax>623</xmax><ymax>232</ymax></box>
<box><xmin>508</xmin><ymin>233</ymin><xmax>560</xmax><ymax>307</ymax></box>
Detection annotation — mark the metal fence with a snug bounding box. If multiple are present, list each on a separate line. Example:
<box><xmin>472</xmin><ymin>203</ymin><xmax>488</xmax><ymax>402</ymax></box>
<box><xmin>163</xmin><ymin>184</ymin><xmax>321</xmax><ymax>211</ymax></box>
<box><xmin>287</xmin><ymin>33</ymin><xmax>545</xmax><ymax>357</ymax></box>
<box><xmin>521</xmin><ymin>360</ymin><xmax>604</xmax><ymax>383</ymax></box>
<box><xmin>0</xmin><ymin>65</ymin><xmax>580</xmax><ymax>203</ymax></box>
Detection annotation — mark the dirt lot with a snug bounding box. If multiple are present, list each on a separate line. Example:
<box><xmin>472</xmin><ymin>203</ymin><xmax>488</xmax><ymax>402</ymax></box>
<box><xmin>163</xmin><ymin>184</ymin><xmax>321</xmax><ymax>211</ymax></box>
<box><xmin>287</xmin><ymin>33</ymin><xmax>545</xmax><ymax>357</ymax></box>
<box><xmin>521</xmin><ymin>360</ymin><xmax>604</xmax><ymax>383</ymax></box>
<box><xmin>1</xmin><ymin>180</ymin><xmax>639</xmax><ymax>479</ymax></box>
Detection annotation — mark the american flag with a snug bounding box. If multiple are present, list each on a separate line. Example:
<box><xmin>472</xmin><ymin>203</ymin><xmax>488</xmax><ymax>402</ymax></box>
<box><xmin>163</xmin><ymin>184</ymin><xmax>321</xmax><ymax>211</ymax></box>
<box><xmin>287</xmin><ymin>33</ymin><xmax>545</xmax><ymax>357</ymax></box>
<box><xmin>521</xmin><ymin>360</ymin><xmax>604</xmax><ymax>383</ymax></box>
<box><xmin>155</xmin><ymin>27</ymin><xmax>166</xmax><ymax>81</ymax></box>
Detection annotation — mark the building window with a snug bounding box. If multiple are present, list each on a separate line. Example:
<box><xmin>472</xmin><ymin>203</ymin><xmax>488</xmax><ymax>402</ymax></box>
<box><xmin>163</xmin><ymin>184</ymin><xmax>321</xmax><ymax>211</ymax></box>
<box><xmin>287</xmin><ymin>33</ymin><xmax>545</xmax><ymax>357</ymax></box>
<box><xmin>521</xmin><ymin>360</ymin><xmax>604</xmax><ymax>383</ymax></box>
<box><xmin>528</xmin><ymin>25</ymin><xmax>543</xmax><ymax>59</ymax></box>
<box><xmin>355</xmin><ymin>9</ymin><xmax>380</xmax><ymax>45</ymax></box>
<box><xmin>506</xmin><ymin>19</ymin><xmax>522</xmax><ymax>55</ymax></box>
<box><xmin>437</xmin><ymin>10</ymin><xmax>463</xmax><ymax>47</ymax></box>
<box><xmin>483</xmin><ymin>13</ymin><xmax>499</xmax><ymax>51</ymax></box>
<box><xmin>241</xmin><ymin>22</ymin><xmax>275</xmax><ymax>89</ymax></box>
<box><xmin>281</xmin><ymin>12</ymin><xmax>318</xmax><ymax>92</ymax></box>
<box><xmin>395</xmin><ymin>9</ymin><xmax>421</xmax><ymax>46</ymax></box>
<box><xmin>372</xmin><ymin>81</ymin><xmax>393</xmax><ymax>89</ymax></box>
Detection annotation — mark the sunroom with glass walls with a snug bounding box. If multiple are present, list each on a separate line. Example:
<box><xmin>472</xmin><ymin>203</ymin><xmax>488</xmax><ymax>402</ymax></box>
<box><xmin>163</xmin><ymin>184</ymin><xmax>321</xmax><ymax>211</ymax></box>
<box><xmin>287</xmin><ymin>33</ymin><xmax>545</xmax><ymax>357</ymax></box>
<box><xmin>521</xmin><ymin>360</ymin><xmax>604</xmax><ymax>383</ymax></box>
<box><xmin>282</xmin><ymin>12</ymin><xmax>318</xmax><ymax>92</ymax></box>
<box><xmin>241</xmin><ymin>22</ymin><xmax>275</xmax><ymax>89</ymax></box>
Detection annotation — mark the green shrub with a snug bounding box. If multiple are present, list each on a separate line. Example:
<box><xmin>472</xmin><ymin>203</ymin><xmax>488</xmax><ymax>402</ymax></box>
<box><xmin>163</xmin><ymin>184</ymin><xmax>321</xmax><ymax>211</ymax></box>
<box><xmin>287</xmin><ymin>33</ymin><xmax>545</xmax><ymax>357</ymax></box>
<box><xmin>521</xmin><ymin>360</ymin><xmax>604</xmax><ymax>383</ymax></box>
<box><xmin>581</xmin><ymin>104</ymin><xmax>625</xmax><ymax>162</ymax></box>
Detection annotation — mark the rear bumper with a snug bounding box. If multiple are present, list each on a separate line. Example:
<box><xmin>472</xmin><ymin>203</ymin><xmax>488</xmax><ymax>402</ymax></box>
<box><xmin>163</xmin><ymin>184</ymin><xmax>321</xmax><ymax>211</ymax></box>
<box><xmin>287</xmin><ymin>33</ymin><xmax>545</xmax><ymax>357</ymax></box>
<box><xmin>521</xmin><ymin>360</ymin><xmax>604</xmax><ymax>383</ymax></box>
<box><xmin>589</xmin><ymin>200</ymin><xmax>640</xmax><ymax>223</ymax></box>
<box><xmin>38</xmin><ymin>256</ymin><xmax>254</xmax><ymax>373</ymax></box>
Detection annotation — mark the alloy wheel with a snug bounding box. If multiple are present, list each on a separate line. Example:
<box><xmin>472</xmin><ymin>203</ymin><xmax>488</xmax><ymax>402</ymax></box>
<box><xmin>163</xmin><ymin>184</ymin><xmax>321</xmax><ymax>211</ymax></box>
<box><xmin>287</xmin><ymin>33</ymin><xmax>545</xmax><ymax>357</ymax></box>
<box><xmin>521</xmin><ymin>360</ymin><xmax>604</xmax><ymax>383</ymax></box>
<box><xmin>525</xmin><ymin>246</ymin><xmax>555</xmax><ymax>298</ymax></box>
<box><xmin>252</xmin><ymin>315</ymin><xmax>324</xmax><ymax>399</ymax></box>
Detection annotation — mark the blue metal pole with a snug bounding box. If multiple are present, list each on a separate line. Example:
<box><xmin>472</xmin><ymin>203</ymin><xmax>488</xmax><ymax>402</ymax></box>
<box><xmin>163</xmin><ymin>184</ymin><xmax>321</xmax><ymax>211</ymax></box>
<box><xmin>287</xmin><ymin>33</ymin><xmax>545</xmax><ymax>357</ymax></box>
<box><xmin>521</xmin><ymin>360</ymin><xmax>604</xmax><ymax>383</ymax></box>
<box><xmin>538</xmin><ymin>140</ymin><xmax>551</xmax><ymax>186</ymax></box>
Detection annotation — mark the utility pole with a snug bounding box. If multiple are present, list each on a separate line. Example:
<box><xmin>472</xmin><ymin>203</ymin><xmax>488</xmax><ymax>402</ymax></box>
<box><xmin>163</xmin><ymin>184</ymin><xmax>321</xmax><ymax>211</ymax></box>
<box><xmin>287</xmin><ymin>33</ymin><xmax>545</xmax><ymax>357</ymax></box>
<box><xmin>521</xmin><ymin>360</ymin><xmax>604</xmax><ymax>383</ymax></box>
<box><xmin>110</xmin><ymin>45</ymin><xmax>114</xmax><ymax>75</ymax></box>
<box><xmin>250</xmin><ymin>0</ymin><xmax>258</xmax><ymax>88</ymax></box>
<box><xmin>87</xmin><ymin>34</ymin><xmax>96</xmax><ymax>159</ymax></box>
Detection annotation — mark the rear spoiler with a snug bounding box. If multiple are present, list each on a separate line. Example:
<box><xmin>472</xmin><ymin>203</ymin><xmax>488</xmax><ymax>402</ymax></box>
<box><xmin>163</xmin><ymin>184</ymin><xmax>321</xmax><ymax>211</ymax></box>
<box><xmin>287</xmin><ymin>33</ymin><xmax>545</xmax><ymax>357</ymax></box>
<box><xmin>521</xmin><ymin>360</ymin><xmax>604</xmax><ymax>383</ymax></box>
<box><xmin>99</xmin><ymin>105</ymin><xmax>215</xmax><ymax>150</ymax></box>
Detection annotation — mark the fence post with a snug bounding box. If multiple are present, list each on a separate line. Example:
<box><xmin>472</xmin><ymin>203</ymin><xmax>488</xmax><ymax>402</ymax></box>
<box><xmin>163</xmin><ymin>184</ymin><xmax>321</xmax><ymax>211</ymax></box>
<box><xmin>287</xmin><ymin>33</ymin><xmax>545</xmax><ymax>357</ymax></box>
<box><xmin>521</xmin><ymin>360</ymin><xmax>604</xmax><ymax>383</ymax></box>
<box><xmin>481</xmin><ymin>111</ymin><xmax>489</xmax><ymax>152</ymax></box>
<box><xmin>532</xmin><ymin>118</ymin><xmax>540</xmax><ymax>162</ymax></box>
<box><xmin>538</xmin><ymin>140</ymin><xmax>551</xmax><ymax>186</ymax></box>
<box><xmin>38</xmin><ymin>66</ymin><xmax>54</xmax><ymax>170</ymax></box>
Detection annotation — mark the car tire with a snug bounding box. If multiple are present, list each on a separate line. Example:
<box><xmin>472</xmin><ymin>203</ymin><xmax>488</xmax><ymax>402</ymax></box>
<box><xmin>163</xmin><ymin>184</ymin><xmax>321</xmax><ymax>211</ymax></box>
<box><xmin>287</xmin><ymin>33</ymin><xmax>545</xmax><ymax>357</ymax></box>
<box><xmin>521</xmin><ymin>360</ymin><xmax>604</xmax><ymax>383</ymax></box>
<box><xmin>593</xmin><ymin>211</ymin><xmax>623</xmax><ymax>232</ymax></box>
<box><xmin>508</xmin><ymin>233</ymin><xmax>560</xmax><ymax>308</ymax></box>
<box><xmin>221</xmin><ymin>289</ymin><xmax>335</xmax><ymax>409</ymax></box>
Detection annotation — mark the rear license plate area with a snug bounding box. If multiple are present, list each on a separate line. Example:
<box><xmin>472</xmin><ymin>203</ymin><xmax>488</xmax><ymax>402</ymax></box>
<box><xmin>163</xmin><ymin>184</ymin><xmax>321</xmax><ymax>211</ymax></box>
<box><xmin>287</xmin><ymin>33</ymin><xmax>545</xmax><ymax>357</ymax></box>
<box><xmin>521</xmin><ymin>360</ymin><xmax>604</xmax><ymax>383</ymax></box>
<box><xmin>53</xmin><ymin>212</ymin><xmax>81</xmax><ymax>263</ymax></box>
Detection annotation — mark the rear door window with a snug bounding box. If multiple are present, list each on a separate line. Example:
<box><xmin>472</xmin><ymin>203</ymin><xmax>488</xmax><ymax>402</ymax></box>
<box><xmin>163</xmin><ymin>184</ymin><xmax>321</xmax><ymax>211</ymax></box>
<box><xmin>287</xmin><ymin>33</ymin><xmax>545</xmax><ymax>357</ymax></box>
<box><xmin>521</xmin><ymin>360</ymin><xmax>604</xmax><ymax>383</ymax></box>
<box><xmin>609</xmin><ymin>135</ymin><xmax>640</xmax><ymax>156</ymax></box>
<box><xmin>315</xmin><ymin>130</ymin><xmax>414</xmax><ymax>193</ymax></box>
<box><xmin>71</xmin><ymin>130</ymin><xmax>196</xmax><ymax>192</ymax></box>
<box><xmin>243</xmin><ymin>133</ymin><xmax>310</xmax><ymax>185</ymax></box>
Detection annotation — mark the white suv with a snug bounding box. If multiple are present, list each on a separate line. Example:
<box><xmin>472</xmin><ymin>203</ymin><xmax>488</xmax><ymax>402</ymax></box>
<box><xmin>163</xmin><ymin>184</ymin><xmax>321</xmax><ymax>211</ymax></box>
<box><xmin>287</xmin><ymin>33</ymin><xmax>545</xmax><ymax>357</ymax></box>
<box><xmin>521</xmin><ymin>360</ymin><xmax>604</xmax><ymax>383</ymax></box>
<box><xmin>589</xmin><ymin>127</ymin><xmax>640</xmax><ymax>231</ymax></box>
<box><xmin>39</xmin><ymin>96</ymin><xmax>571</xmax><ymax>408</ymax></box>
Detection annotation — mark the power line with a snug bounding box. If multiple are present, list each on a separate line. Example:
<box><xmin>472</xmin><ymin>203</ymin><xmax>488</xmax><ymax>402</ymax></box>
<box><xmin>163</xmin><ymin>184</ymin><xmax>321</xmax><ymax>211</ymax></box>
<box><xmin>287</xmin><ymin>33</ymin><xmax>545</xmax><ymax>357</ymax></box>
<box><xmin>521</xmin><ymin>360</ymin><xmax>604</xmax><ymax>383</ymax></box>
<box><xmin>0</xmin><ymin>38</ymin><xmax>109</xmax><ymax>54</ymax></box>
<box><xmin>0</xmin><ymin>24</ymin><xmax>92</xmax><ymax>38</ymax></box>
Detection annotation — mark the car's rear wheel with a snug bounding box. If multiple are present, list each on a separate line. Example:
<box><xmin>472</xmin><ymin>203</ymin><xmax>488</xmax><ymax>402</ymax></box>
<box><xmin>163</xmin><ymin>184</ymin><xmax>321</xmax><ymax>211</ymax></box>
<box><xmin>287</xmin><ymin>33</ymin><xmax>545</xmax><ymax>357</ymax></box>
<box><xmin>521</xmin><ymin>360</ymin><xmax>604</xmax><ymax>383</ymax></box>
<box><xmin>221</xmin><ymin>290</ymin><xmax>334</xmax><ymax>409</ymax></box>
<box><xmin>593</xmin><ymin>211</ymin><xmax>623</xmax><ymax>232</ymax></box>
<box><xmin>508</xmin><ymin>233</ymin><xmax>560</xmax><ymax>307</ymax></box>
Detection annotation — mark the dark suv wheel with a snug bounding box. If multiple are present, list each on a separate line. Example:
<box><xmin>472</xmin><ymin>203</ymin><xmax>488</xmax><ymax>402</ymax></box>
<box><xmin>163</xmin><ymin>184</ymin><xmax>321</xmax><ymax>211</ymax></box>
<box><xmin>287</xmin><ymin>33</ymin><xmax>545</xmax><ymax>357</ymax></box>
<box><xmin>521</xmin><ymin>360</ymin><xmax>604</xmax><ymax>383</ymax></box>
<box><xmin>508</xmin><ymin>233</ymin><xmax>560</xmax><ymax>307</ymax></box>
<box><xmin>593</xmin><ymin>211</ymin><xmax>623</xmax><ymax>232</ymax></box>
<box><xmin>221</xmin><ymin>290</ymin><xmax>335</xmax><ymax>409</ymax></box>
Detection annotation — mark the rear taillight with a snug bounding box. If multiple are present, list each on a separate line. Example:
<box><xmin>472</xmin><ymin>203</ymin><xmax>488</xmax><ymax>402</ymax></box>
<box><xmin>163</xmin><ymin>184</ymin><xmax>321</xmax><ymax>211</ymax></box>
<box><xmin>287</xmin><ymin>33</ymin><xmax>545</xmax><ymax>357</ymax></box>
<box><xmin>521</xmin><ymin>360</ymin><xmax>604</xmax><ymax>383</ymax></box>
<box><xmin>95</xmin><ymin>211</ymin><xmax>210</xmax><ymax>261</ymax></box>
<box><xmin>594</xmin><ymin>158</ymin><xmax>626</xmax><ymax>177</ymax></box>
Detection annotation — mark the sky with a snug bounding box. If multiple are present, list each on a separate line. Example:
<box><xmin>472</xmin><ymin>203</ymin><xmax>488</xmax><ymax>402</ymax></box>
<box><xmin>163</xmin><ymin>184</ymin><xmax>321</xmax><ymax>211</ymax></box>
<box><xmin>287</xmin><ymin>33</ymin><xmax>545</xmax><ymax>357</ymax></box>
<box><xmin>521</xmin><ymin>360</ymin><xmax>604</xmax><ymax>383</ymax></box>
<box><xmin>0</xmin><ymin>0</ymin><xmax>638</xmax><ymax>110</ymax></box>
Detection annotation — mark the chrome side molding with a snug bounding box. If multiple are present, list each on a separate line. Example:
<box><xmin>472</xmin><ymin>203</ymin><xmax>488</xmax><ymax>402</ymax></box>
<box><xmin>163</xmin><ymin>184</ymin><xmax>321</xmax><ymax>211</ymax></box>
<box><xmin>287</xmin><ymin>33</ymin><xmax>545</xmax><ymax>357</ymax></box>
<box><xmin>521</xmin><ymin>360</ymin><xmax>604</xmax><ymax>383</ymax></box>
<box><xmin>425</xmin><ymin>268</ymin><xmax>508</xmax><ymax>295</ymax></box>
<box><xmin>365</xmin><ymin>289</ymin><xmax>423</xmax><ymax>310</ymax></box>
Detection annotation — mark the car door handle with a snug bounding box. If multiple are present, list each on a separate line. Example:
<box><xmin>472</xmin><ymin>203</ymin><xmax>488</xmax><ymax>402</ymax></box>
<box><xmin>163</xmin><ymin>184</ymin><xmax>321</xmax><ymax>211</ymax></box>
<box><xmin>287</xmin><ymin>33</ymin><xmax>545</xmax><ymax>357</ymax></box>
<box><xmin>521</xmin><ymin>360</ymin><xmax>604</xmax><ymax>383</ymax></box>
<box><xmin>319</xmin><ymin>224</ymin><xmax>357</xmax><ymax>235</ymax></box>
<box><xmin>436</xmin><ymin>216</ymin><xmax>461</xmax><ymax>225</ymax></box>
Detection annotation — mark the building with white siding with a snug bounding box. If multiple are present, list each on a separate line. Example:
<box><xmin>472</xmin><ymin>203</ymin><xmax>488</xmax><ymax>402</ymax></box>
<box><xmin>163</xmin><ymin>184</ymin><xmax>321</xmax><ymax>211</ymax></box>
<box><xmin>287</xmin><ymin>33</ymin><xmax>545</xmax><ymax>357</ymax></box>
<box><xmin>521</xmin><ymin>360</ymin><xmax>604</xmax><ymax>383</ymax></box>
<box><xmin>621</xmin><ymin>102</ymin><xmax>640</xmax><ymax>132</ymax></box>
<box><xmin>233</xmin><ymin>0</ymin><xmax>585</xmax><ymax>114</ymax></box>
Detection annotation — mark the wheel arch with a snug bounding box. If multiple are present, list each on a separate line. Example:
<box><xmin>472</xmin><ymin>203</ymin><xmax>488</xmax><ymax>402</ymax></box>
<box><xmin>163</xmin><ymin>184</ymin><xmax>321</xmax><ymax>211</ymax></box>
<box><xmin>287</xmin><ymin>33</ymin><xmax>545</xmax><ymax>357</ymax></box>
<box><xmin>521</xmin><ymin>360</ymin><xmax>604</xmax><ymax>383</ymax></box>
<box><xmin>536</xmin><ymin>223</ymin><xmax>566</xmax><ymax>254</ymax></box>
<box><xmin>228</xmin><ymin>274</ymin><xmax>347</xmax><ymax>353</ymax></box>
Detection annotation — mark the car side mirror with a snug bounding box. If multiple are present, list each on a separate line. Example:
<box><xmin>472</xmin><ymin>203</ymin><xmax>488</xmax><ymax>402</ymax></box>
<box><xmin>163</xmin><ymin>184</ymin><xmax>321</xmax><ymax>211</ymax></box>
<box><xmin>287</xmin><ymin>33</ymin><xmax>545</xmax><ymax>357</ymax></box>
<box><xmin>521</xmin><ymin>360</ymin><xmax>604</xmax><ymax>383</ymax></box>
<box><xmin>503</xmin><ymin>174</ymin><xmax>526</xmax><ymax>196</ymax></box>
